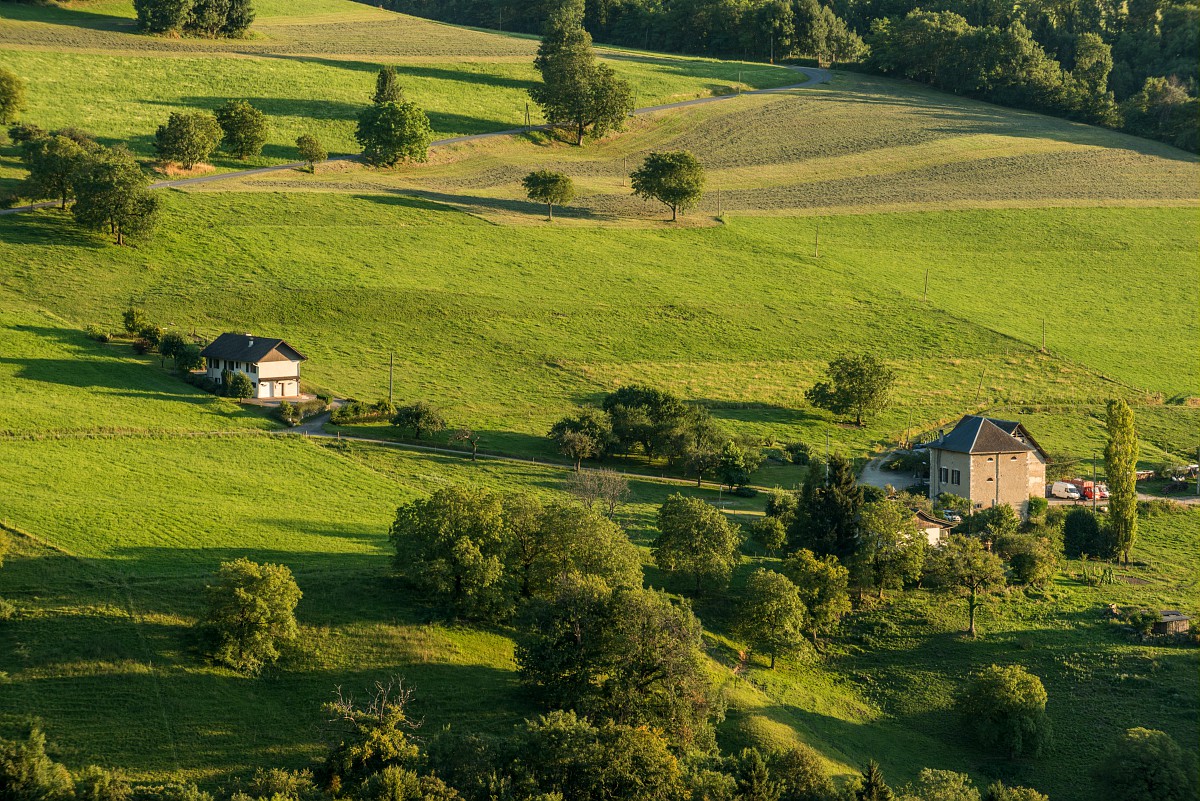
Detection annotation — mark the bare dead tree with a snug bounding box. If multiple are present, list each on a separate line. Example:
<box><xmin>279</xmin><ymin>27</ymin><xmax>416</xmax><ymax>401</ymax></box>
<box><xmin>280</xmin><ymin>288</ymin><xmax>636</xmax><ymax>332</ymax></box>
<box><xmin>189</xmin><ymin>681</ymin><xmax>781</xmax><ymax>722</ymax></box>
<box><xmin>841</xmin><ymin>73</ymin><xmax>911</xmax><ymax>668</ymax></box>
<box><xmin>451</xmin><ymin>428</ymin><xmax>481</xmax><ymax>461</ymax></box>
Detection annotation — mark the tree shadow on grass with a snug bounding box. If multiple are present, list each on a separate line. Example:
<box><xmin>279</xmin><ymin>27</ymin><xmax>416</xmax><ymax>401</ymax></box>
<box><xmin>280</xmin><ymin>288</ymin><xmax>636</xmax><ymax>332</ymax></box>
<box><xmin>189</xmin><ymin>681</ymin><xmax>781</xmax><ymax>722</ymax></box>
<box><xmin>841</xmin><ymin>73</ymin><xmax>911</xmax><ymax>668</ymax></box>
<box><xmin>252</xmin><ymin>53</ymin><xmax>537</xmax><ymax>92</ymax></box>
<box><xmin>0</xmin><ymin>210</ymin><xmax>108</xmax><ymax>249</ymax></box>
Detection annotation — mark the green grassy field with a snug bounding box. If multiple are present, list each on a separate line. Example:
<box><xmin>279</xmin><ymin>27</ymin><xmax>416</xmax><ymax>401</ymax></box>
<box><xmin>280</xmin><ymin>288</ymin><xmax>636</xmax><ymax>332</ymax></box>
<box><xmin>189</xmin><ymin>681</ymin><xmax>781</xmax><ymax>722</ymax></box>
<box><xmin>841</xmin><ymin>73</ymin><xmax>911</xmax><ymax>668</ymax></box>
<box><xmin>0</xmin><ymin>0</ymin><xmax>798</xmax><ymax>175</ymax></box>
<box><xmin>1</xmin><ymin>193</ymin><xmax>1194</xmax><ymax>457</ymax></box>
<box><xmin>0</xmin><ymin>1</ymin><xmax>1197</xmax><ymax>796</ymax></box>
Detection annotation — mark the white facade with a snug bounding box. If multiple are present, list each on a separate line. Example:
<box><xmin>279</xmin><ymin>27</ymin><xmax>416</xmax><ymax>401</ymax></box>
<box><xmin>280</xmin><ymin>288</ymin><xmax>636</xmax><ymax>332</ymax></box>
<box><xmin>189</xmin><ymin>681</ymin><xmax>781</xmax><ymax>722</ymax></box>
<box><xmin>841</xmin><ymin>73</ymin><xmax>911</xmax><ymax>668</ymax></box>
<box><xmin>201</xmin><ymin>334</ymin><xmax>305</xmax><ymax>399</ymax></box>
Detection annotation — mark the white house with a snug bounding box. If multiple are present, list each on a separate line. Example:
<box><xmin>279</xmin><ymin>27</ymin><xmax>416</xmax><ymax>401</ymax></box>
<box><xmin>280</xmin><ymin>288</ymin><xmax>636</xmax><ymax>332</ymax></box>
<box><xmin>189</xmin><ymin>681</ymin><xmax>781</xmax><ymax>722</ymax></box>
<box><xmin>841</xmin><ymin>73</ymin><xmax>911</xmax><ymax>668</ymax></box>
<box><xmin>200</xmin><ymin>333</ymin><xmax>307</xmax><ymax>399</ymax></box>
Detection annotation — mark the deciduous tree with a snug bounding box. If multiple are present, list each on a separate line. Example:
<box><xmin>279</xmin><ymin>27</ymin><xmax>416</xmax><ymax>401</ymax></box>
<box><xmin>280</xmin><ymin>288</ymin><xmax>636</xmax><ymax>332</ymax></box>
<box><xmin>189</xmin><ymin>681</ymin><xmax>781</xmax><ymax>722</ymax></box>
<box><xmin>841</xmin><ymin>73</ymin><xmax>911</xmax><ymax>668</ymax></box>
<box><xmin>295</xmin><ymin>134</ymin><xmax>327</xmax><ymax>172</ymax></box>
<box><xmin>154</xmin><ymin>111</ymin><xmax>222</xmax><ymax>169</ymax></box>
<box><xmin>748</xmin><ymin>516</ymin><xmax>787</xmax><ymax>556</ymax></box>
<box><xmin>783</xmin><ymin>548</ymin><xmax>851</xmax><ymax>646</ymax></box>
<box><xmin>389</xmin><ymin>486</ymin><xmax>510</xmax><ymax>618</ymax></box>
<box><xmin>517</xmin><ymin>576</ymin><xmax>716</xmax><ymax>751</ymax></box>
<box><xmin>1105</xmin><ymin>398</ymin><xmax>1138</xmax><ymax>565</ymax></box>
<box><xmin>198</xmin><ymin>558</ymin><xmax>302</xmax><ymax>674</ymax></box>
<box><xmin>566</xmin><ymin>467</ymin><xmax>629</xmax><ymax>518</ymax></box>
<box><xmin>0</xmin><ymin>725</ymin><xmax>73</xmax><ymax>801</ymax></box>
<box><xmin>654</xmin><ymin>493</ymin><xmax>741</xmax><ymax>593</ymax></box>
<box><xmin>1094</xmin><ymin>727</ymin><xmax>1195</xmax><ymax>801</ymax></box>
<box><xmin>738</xmin><ymin>568</ymin><xmax>807</xmax><ymax>668</ymax></box>
<box><xmin>356</xmin><ymin>102</ymin><xmax>433</xmax><ymax>166</ymax></box>
<box><xmin>854</xmin><ymin>500</ymin><xmax>926</xmax><ymax>599</ymax></box>
<box><xmin>630</xmin><ymin>150</ymin><xmax>705</xmax><ymax>221</ymax></box>
<box><xmin>926</xmin><ymin>534</ymin><xmax>1006</xmax><ymax>637</ymax></box>
<box><xmin>22</xmin><ymin>134</ymin><xmax>88</xmax><ymax>209</ymax></box>
<box><xmin>72</xmin><ymin>146</ymin><xmax>161</xmax><ymax>246</ymax></box>
<box><xmin>0</xmin><ymin>64</ymin><xmax>28</xmax><ymax>112</ymax></box>
<box><xmin>958</xmin><ymin>664</ymin><xmax>1051</xmax><ymax>759</ymax></box>
<box><xmin>215</xmin><ymin>99</ymin><xmax>268</xmax><ymax>159</ymax></box>
<box><xmin>391</xmin><ymin>401</ymin><xmax>446</xmax><ymax>439</ymax></box>
<box><xmin>522</xmin><ymin>170</ymin><xmax>575</xmax><ymax>220</ymax></box>
<box><xmin>804</xmin><ymin>353</ymin><xmax>895</xmax><ymax>426</ymax></box>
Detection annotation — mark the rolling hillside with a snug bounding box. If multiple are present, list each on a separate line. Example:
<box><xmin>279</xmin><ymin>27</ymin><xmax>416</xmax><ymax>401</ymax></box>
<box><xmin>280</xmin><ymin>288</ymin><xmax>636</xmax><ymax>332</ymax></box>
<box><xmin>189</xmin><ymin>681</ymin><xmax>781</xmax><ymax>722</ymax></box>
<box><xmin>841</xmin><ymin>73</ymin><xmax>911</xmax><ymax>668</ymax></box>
<box><xmin>0</xmin><ymin>2</ymin><xmax>1197</xmax><ymax>799</ymax></box>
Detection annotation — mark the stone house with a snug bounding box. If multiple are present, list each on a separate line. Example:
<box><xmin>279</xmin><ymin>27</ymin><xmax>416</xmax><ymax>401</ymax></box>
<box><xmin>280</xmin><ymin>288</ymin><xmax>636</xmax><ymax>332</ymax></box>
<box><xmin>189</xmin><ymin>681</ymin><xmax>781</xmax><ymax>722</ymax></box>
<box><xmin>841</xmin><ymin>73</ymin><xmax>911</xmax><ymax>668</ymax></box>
<box><xmin>200</xmin><ymin>333</ymin><xmax>307</xmax><ymax>399</ymax></box>
<box><xmin>927</xmin><ymin>415</ymin><xmax>1047</xmax><ymax>519</ymax></box>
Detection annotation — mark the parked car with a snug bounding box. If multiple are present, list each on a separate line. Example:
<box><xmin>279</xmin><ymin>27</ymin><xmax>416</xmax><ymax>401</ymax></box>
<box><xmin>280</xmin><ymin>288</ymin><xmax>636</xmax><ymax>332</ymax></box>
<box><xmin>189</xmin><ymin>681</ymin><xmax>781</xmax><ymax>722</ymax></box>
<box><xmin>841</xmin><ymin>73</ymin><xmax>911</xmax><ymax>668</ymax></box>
<box><xmin>1051</xmin><ymin>481</ymin><xmax>1081</xmax><ymax>500</ymax></box>
<box><xmin>940</xmin><ymin>510</ymin><xmax>963</xmax><ymax>523</ymax></box>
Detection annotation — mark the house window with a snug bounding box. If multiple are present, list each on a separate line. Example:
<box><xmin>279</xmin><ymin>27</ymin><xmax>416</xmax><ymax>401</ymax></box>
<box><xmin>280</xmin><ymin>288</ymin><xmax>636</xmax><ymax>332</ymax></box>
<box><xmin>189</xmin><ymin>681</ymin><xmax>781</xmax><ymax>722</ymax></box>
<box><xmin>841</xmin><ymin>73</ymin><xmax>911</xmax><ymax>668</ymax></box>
<box><xmin>939</xmin><ymin>467</ymin><xmax>949</xmax><ymax>483</ymax></box>
<box><xmin>986</xmin><ymin>477</ymin><xmax>994</xmax><ymax>482</ymax></box>
<box><xmin>951</xmin><ymin>469</ymin><xmax>961</xmax><ymax>485</ymax></box>
<box><xmin>987</xmin><ymin>456</ymin><xmax>994</xmax><ymax>462</ymax></box>
<box><xmin>249</xmin><ymin>363</ymin><xmax>257</xmax><ymax>374</ymax></box>
<box><xmin>1011</xmin><ymin>455</ymin><xmax>1018</xmax><ymax>461</ymax></box>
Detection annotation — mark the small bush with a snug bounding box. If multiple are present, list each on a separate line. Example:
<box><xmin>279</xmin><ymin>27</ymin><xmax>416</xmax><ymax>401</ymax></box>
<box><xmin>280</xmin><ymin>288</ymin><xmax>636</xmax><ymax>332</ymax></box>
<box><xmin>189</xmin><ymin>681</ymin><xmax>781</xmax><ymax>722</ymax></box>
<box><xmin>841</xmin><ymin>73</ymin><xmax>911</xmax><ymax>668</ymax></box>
<box><xmin>784</xmin><ymin>441</ymin><xmax>811</xmax><ymax>465</ymax></box>
<box><xmin>131</xmin><ymin>338</ymin><xmax>152</xmax><ymax>355</ymax></box>
<box><xmin>130</xmin><ymin>784</ymin><xmax>213</xmax><ymax>801</ymax></box>
<box><xmin>8</xmin><ymin>121</ymin><xmax>46</xmax><ymax>144</ymax></box>
<box><xmin>331</xmin><ymin>398</ymin><xmax>394</xmax><ymax>424</ymax></box>
<box><xmin>0</xmin><ymin>597</ymin><xmax>15</xmax><ymax>621</ymax></box>
<box><xmin>276</xmin><ymin>401</ymin><xmax>299</xmax><ymax>426</ymax></box>
<box><xmin>226</xmin><ymin>371</ymin><xmax>254</xmax><ymax>400</ymax></box>
<box><xmin>733</xmin><ymin>485</ymin><xmax>758</xmax><ymax>498</ymax></box>
<box><xmin>1026</xmin><ymin>496</ymin><xmax>1048</xmax><ymax>520</ymax></box>
<box><xmin>138</xmin><ymin>324</ymin><xmax>163</xmax><ymax>349</ymax></box>
<box><xmin>84</xmin><ymin>324</ymin><xmax>111</xmax><ymax>343</ymax></box>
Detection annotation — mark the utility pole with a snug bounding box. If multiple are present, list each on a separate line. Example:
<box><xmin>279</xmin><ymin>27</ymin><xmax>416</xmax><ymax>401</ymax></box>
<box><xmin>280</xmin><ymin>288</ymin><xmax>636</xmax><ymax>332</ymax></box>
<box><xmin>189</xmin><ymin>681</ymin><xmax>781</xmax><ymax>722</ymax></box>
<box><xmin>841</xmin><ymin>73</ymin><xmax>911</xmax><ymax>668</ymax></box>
<box><xmin>825</xmin><ymin>431</ymin><xmax>830</xmax><ymax>484</ymax></box>
<box><xmin>525</xmin><ymin>102</ymin><xmax>530</xmax><ymax>128</ymax></box>
<box><xmin>737</xmin><ymin>70</ymin><xmax>742</xmax><ymax>94</ymax></box>
<box><xmin>498</xmin><ymin>7</ymin><xmax>502</xmax><ymax>32</ymax></box>
<box><xmin>1092</xmin><ymin>450</ymin><xmax>1098</xmax><ymax>511</ymax></box>
<box><xmin>388</xmin><ymin>352</ymin><xmax>394</xmax><ymax>405</ymax></box>
<box><xmin>923</xmin><ymin>268</ymin><xmax>929</xmax><ymax>302</ymax></box>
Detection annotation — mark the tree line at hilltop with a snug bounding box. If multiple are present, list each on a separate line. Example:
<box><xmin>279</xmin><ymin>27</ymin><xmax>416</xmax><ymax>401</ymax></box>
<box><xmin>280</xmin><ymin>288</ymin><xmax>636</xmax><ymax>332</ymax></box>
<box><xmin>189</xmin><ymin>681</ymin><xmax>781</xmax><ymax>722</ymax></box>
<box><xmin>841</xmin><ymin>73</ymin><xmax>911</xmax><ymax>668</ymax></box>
<box><xmin>362</xmin><ymin>0</ymin><xmax>1198</xmax><ymax>151</ymax></box>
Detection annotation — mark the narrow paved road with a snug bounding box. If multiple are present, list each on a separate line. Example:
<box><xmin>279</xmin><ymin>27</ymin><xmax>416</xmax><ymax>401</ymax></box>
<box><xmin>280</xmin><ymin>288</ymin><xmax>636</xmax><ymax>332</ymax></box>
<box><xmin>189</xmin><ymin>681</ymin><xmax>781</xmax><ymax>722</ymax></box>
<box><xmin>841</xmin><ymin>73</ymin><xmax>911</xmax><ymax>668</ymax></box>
<box><xmin>0</xmin><ymin>66</ymin><xmax>830</xmax><ymax>216</ymax></box>
<box><xmin>859</xmin><ymin>450</ymin><xmax>920</xmax><ymax>492</ymax></box>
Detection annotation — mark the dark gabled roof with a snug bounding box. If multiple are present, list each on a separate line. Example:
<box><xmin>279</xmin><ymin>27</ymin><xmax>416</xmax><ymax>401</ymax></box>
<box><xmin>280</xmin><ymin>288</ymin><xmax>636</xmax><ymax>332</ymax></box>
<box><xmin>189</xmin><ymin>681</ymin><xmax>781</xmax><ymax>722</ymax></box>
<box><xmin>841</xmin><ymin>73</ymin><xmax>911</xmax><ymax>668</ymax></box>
<box><xmin>200</xmin><ymin>333</ymin><xmax>306</xmax><ymax>364</ymax></box>
<box><xmin>1160</xmin><ymin>610</ymin><xmax>1191</xmax><ymax>622</ymax></box>
<box><xmin>913</xmin><ymin>509</ymin><xmax>954</xmax><ymax>529</ymax></box>
<box><xmin>928</xmin><ymin>415</ymin><xmax>1037</xmax><ymax>455</ymax></box>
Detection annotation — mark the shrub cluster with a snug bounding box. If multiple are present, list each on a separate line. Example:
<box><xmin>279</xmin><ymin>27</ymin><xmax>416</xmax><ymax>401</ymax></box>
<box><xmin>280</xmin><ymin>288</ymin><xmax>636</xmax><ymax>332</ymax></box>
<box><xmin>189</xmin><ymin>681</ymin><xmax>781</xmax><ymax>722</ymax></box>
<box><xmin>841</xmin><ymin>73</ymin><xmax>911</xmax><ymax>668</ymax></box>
<box><xmin>329</xmin><ymin>398</ymin><xmax>394</xmax><ymax>425</ymax></box>
<box><xmin>276</xmin><ymin>398</ymin><xmax>328</xmax><ymax>426</ymax></box>
<box><xmin>549</xmin><ymin>384</ymin><xmax>763</xmax><ymax>486</ymax></box>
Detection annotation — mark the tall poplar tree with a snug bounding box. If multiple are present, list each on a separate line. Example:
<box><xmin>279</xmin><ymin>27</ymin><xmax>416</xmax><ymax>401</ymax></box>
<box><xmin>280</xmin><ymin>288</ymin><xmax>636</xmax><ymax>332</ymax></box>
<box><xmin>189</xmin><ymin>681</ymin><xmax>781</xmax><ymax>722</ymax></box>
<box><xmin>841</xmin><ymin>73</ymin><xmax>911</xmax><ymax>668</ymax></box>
<box><xmin>1104</xmin><ymin>398</ymin><xmax>1138</xmax><ymax>565</ymax></box>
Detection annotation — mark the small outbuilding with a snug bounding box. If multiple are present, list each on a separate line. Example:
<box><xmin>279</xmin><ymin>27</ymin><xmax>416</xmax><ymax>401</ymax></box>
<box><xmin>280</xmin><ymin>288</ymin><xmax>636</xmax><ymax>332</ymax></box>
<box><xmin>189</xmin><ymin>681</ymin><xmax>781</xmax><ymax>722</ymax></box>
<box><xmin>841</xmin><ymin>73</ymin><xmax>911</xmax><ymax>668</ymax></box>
<box><xmin>200</xmin><ymin>332</ymin><xmax>307</xmax><ymax>399</ymax></box>
<box><xmin>1153</xmin><ymin>610</ymin><xmax>1191</xmax><ymax>635</ymax></box>
<box><xmin>913</xmin><ymin>509</ymin><xmax>955</xmax><ymax>547</ymax></box>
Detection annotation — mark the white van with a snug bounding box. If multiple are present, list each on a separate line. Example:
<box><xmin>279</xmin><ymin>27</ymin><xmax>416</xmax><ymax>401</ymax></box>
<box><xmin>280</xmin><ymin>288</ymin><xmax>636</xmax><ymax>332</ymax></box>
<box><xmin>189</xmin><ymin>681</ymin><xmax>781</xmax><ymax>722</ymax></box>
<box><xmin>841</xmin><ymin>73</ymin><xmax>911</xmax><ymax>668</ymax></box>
<box><xmin>1051</xmin><ymin>481</ymin><xmax>1081</xmax><ymax>500</ymax></box>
